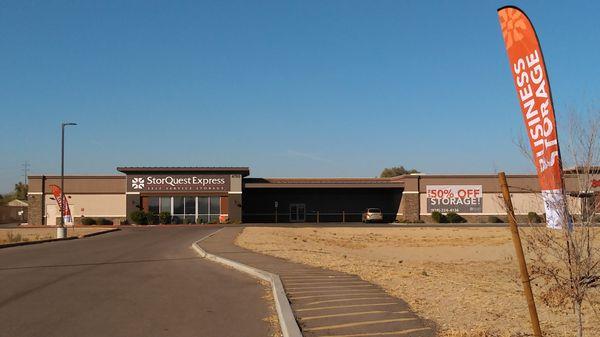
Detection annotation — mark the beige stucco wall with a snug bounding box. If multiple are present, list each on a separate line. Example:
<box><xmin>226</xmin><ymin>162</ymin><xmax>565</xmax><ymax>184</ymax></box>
<box><xmin>44</xmin><ymin>194</ymin><xmax>126</xmax><ymax>218</ymax></box>
<box><xmin>419</xmin><ymin>192</ymin><xmax>581</xmax><ymax>215</ymax></box>
<box><xmin>230</xmin><ymin>174</ymin><xmax>243</xmax><ymax>193</ymax></box>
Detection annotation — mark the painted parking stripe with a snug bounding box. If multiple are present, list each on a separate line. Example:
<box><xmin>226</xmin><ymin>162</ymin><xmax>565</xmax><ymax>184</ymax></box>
<box><xmin>279</xmin><ymin>269</ymin><xmax>346</xmax><ymax>276</ymax></box>
<box><xmin>286</xmin><ymin>281</ymin><xmax>366</xmax><ymax>285</ymax></box>
<box><xmin>280</xmin><ymin>274</ymin><xmax>360</xmax><ymax>280</ymax></box>
<box><xmin>300</xmin><ymin>310</ymin><xmax>408</xmax><ymax>321</ymax></box>
<box><xmin>287</xmin><ymin>284</ymin><xmax>375</xmax><ymax>290</ymax></box>
<box><xmin>304</xmin><ymin>297</ymin><xmax>390</xmax><ymax>306</ymax></box>
<box><xmin>285</xmin><ymin>282</ymin><xmax>366</xmax><ymax>287</ymax></box>
<box><xmin>288</xmin><ymin>289</ymin><xmax>382</xmax><ymax>295</ymax></box>
<box><xmin>283</xmin><ymin>276</ymin><xmax>357</xmax><ymax>280</ymax></box>
<box><xmin>290</xmin><ymin>292</ymin><xmax>382</xmax><ymax>300</ymax></box>
<box><xmin>317</xmin><ymin>327</ymin><xmax>432</xmax><ymax>337</ymax></box>
<box><xmin>282</xmin><ymin>274</ymin><xmax>355</xmax><ymax>276</ymax></box>
<box><xmin>303</xmin><ymin>318</ymin><xmax>417</xmax><ymax>332</ymax></box>
<box><xmin>295</xmin><ymin>303</ymin><xmax>398</xmax><ymax>312</ymax></box>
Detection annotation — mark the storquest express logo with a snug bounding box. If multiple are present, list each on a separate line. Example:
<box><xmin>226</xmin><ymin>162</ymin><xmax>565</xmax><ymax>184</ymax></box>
<box><xmin>131</xmin><ymin>177</ymin><xmax>145</xmax><ymax>190</ymax></box>
<box><xmin>130</xmin><ymin>176</ymin><xmax>227</xmax><ymax>191</ymax></box>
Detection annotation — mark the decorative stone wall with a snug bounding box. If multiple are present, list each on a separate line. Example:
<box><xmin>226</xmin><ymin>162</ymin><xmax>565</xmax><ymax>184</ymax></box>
<box><xmin>27</xmin><ymin>194</ymin><xmax>43</xmax><ymax>226</ymax></box>
<box><xmin>399</xmin><ymin>193</ymin><xmax>420</xmax><ymax>221</ymax></box>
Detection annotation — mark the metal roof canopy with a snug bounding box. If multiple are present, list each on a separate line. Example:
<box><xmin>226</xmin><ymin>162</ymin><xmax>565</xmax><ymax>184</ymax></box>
<box><xmin>244</xmin><ymin>177</ymin><xmax>404</xmax><ymax>189</ymax></box>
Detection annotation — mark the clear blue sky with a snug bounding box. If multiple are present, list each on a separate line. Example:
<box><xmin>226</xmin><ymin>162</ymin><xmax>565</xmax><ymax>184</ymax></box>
<box><xmin>1</xmin><ymin>0</ymin><xmax>599</xmax><ymax>193</ymax></box>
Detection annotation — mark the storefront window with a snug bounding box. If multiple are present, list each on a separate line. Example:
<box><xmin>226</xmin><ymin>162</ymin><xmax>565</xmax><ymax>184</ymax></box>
<box><xmin>184</xmin><ymin>197</ymin><xmax>195</xmax><ymax>216</ymax></box>
<box><xmin>147</xmin><ymin>195</ymin><xmax>220</xmax><ymax>223</ymax></box>
<box><xmin>198</xmin><ymin>197</ymin><xmax>209</xmax><ymax>216</ymax></box>
<box><xmin>210</xmin><ymin>196</ymin><xmax>220</xmax><ymax>222</ymax></box>
<box><xmin>148</xmin><ymin>197</ymin><xmax>159</xmax><ymax>214</ymax></box>
<box><xmin>173</xmin><ymin>197</ymin><xmax>184</xmax><ymax>215</ymax></box>
<box><xmin>160</xmin><ymin>197</ymin><xmax>171</xmax><ymax>213</ymax></box>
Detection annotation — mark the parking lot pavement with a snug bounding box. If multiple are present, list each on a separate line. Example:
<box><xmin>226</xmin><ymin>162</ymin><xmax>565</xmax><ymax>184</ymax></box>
<box><xmin>0</xmin><ymin>227</ymin><xmax>274</xmax><ymax>337</ymax></box>
<box><xmin>200</xmin><ymin>228</ymin><xmax>436</xmax><ymax>337</ymax></box>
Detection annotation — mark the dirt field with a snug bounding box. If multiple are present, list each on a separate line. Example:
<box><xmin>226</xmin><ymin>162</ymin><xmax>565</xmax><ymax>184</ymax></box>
<box><xmin>0</xmin><ymin>227</ymin><xmax>112</xmax><ymax>244</ymax></box>
<box><xmin>236</xmin><ymin>227</ymin><xmax>600</xmax><ymax>337</ymax></box>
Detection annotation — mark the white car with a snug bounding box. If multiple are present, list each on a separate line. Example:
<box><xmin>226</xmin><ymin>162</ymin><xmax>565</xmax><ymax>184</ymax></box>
<box><xmin>362</xmin><ymin>208</ymin><xmax>383</xmax><ymax>223</ymax></box>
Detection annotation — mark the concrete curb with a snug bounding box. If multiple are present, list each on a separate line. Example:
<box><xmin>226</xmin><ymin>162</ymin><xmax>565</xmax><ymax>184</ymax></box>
<box><xmin>78</xmin><ymin>228</ymin><xmax>121</xmax><ymax>238</ymax></box>
<box><xmin>192</xmin><ymin>228</ymin><xmax>303</xmax><ymax>337</ymax></box>
<box><xmin>0</xmin><ymin>228</ymin><xmax>121</xmax><ymax>249</ymax></box>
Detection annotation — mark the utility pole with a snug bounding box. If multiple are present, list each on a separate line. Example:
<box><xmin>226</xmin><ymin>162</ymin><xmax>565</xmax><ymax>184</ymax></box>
<box><xmin>58</xmin><ymin>122</ymin><xmax>77</xmax><ymax>239</ymax></box>
<box><xmin>22</xmin><ymin>161</ymin><xmax>30</xmax><ymax>185</ymax></box>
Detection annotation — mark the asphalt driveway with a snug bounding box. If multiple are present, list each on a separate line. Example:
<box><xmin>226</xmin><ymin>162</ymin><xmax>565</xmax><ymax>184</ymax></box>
<box><xmin>0</xmin><ymin>227</ymin><xmax>274</xmax><ymax>337</ymax></box>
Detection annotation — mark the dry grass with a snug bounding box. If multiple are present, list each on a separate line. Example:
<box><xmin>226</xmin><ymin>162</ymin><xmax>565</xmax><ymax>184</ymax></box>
<box><xmin>236</xmin><ymin>227</ymin><xmax>600</xmax><ymax>337</ymax></box>
<box><xmin>0</xmin><ymin>227</ymin><xmax>112</xmax><ymax>244</ymax></box>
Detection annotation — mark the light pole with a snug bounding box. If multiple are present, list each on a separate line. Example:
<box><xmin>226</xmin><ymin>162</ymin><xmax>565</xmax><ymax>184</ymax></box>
<box><xmin>58</xmin><ymin>122</ymin><xmax>77</xmax><ymax>238</ymax></box>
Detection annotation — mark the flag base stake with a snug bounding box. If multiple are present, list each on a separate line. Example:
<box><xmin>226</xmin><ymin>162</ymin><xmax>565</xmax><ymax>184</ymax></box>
<box><xmin>56</xmin><ymin>227</ymin><xmax>67</xmax><ymax>239</ymax></box>
<box><xmin>498</xmin><ymin>172</ymin><xmax>543</xmax><ymax>337</ymax></box>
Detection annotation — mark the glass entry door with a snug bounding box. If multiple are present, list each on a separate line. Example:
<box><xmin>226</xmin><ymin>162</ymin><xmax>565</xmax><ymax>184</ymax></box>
<box><xmin>289</xmin><ymin>203</ymin><xmax>306</xmax><ymax>222</ymax></box>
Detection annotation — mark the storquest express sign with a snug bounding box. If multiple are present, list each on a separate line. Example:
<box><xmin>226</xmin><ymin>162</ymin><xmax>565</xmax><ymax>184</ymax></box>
<box><xmin>126</xmin><ymin>174</ymin><xmax>230</xmax><ymax>192</ymax></box>
<box><xmin>426</xmin><ymin>185</ymin><xmax>483</xmax><ymax>213</ymax></box>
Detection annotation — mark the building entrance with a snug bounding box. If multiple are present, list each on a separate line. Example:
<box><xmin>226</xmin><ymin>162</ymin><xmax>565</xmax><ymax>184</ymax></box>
<box><xmin>289</xmin><ymin>203</ymin><xmax>306</xmax><ymax>222</ymax></box>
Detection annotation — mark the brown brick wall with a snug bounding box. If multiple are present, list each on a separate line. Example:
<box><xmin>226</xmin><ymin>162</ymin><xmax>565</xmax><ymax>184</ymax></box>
<box><xmin>228</xmin><ymin>194</ymin><xmax>242</xmax><ymax>223</ymax></box>
<box><xmin>0</xmin><ymin>206</ymin><xmax>28</xmax><ymax>224</ymax></box>
<box><xmin>125</xmin><ymin>193</ymin><xmax>141</xmax><ymax>222</ymax></box>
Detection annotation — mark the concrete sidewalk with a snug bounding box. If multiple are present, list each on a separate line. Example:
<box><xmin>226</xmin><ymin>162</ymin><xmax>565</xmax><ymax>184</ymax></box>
<box><xmin>199</xmin><ymin>228</ymin><xmax>436</xmax><ymax>337</ymax></box>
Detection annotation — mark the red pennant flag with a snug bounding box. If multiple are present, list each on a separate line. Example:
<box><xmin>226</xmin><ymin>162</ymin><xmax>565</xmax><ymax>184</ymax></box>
<box><xmin>50</xmin><ymin>184</ymin><xmax>73</xmax><ymax>224</ymax></box>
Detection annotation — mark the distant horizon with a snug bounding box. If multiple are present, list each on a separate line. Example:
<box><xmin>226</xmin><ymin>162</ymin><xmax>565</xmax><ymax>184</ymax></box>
<box><xmin>1</xmin><ymin>1</ymin><xmax>598</xmax><ymax>193</ymax></box>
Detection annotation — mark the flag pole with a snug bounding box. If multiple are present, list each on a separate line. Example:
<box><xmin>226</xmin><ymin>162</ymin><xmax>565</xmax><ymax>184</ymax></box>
<box><xmin>498</xmin><ymin>172</ymin><xmax>542</xmax><ymax>337</ymax></box>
